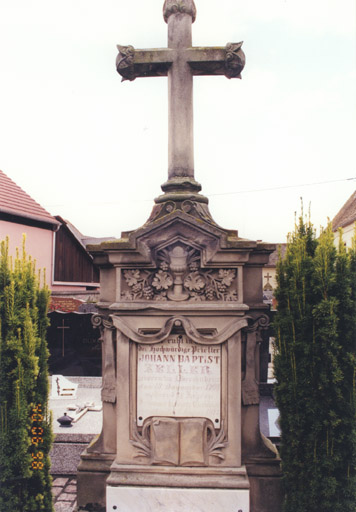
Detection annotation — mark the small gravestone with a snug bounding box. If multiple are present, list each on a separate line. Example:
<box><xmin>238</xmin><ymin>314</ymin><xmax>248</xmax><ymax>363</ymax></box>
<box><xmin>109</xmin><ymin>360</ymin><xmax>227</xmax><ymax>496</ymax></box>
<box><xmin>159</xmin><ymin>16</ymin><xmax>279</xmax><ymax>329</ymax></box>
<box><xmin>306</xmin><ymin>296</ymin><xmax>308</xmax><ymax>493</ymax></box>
<box><xmin>77</xmin><ymin>2</ymin><xmax>282</xmax><ymax>511</ymax></box>
<box><xmin>51</xmin><ymin>375</ymin><xmax>78</xmax><ymax>399</ymax></box>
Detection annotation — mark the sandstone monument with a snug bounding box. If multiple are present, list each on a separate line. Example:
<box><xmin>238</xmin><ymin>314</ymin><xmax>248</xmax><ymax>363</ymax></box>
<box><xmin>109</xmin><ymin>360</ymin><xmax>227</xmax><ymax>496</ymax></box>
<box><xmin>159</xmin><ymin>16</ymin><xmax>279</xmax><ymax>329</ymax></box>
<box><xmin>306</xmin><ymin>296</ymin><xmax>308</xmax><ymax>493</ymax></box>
<box><xmin>77</xmin><ymin>2</ymin><xmax>282</xmax><ymax>511</ymax></box>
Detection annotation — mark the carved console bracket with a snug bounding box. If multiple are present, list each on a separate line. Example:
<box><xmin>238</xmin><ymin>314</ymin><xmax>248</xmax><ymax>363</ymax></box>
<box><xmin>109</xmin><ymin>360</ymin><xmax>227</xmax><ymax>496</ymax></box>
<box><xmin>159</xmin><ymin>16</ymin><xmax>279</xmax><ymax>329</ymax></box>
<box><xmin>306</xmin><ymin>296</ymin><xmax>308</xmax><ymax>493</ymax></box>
<box><xmin>111</xmin><ymin>314</ymin><xmax>248</xmax><ymax>345</ymax></box>
<box><xmin>92</xmin><ymin>314</ymin><xmax>117</xmax><ymax>403</ymax></box>
<box><xmin>92</xmin><ymin>314</ymin><xmax>115</xmax><ymax>333</ymax></box>
<box><xmin>242</xmin><ymin>314</ymin><xmax>270</xmax><ymax>406</ymax></box>
<box><xmin>246</xmin><ymin>314</ymin><xmax>270</xmax><ymax>334</ymax></box>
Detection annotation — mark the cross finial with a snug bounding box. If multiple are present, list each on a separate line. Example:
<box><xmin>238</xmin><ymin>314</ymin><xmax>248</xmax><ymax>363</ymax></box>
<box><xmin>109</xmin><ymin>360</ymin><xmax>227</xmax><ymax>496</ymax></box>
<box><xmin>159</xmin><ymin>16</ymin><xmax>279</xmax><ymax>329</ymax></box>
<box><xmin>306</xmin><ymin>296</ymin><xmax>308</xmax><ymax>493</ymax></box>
<box><xmin>163</xmin><ymin>0</ymin><xmax>197</xmax><ymax>23</ymax></box>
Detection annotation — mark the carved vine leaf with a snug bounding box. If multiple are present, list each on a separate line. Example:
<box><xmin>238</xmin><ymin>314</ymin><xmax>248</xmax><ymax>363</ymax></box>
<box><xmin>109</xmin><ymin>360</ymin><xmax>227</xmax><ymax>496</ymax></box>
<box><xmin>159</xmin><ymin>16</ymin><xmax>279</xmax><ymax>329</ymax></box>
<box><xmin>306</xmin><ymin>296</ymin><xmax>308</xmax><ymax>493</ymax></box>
<box><xmin>184</xmin><ymin>271</ymin><xmax>205</xmax><ymax>292</ymax></box>
<box><xmin>124</xmin><ymin>270</ymin><xmax>140</xmax><ymax>286</ymax></box>
<box><xmin>152</xmin><ymin>270</ymin><xmax>173</xmax><ymax>291</ymax></box>
<box><xmin>207</xmin><ymin>422</ymin><xmax>228</xmax><ymax>460</ymax></box>
<box><xmin>218</xmin><ymin>269</ymin><xmax>235</xmax><ymax>287</ymax></box>
<box><xmin>122</xmin><ymin>269</ymin><xmax>152</xmax><ymax>300</ymax></box>
<box><xmin>121</xmin><ymin>247</ymin><xmax>238</xmax><ymax>302</ymax></box>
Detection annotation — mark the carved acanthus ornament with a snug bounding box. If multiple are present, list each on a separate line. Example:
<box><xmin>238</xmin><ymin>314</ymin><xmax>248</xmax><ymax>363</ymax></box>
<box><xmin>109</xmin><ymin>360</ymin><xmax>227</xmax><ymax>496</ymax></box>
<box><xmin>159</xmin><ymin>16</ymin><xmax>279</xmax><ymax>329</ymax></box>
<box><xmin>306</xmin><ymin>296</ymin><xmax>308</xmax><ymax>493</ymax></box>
<box><xmin>131</xmin><ymin>420</ymin><xmax>152</xmax><ymax>459</ymax></box>
<box><xmin>131</xmin><ymin>418</ymin><xmax>228</xmax><ymax>464</ymax></box>
<box><xmin>207</xmin><ymin>421</ymin><xmax>228</xmax><ymax>460</ymax></box>
<box><xmin>121</xmin><ymin>245</ymin><xmax>238</xmax><ymax>302</ymax></box>
<box><xmin>225</xmin><ymin>42</ymin><xmax>245</xmax><ymax>79</ymax></box>
<box><xmin>163</xmin><ymin>0</ymin><xmax>197</xmax><ymax>23</ymax></box>
<box><xmin>116</xmin><ymin>45</ymin><xmax>136</xmax><ymax>82</ymax></box>
<box><xmin>147</xmin><ymin>198</ymin><xmax>220</xmax><ymax>228</ymax></box>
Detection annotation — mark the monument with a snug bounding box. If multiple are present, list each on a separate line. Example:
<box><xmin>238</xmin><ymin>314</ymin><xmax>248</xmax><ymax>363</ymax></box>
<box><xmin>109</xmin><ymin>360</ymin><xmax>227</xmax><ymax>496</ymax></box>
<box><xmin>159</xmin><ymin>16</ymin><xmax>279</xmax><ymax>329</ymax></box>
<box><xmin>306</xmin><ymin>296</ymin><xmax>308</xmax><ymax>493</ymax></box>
<box><xmin>77</xmin><ymin>1</ymin><xmax>282</xmax><ymax>511</ymax></box>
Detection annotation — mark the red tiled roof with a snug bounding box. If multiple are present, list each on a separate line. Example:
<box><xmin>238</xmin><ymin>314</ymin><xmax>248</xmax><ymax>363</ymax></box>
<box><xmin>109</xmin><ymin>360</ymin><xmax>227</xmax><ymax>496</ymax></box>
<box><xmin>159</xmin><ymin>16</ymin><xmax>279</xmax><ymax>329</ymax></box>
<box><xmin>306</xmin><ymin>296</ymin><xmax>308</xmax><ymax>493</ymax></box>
<box><xmin>332</xmin><ymin>190</ymin><xmax>356</xmax><ymax>231</ymax></box>
<box><xmin>0</xmin><ymin>169</ymin><xmax>58</xmax><ymax>226</ymax></box>
<box><xmin>49</xmin><ymin>297</ymin><xmax>84</xmax><ymax>313</ymax></box>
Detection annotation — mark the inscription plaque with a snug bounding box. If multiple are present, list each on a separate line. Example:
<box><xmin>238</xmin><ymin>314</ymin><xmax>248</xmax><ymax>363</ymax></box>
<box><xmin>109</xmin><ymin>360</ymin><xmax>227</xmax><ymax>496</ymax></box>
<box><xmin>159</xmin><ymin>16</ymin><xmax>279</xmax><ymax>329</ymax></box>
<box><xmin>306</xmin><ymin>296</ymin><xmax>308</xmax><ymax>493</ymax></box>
<box><xmin>137</xmin><ymin>335</ymin><xmax>221</xmax><ymax>427</ymax></box>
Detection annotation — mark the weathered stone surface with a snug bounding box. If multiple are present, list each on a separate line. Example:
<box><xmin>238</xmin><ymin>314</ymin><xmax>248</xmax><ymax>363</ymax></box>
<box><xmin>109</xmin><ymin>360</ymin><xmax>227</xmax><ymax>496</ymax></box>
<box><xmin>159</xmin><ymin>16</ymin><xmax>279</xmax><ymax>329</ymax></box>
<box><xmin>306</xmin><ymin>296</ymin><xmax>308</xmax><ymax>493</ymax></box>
<box><xmin>66</xmin><ymin>485</ymin><xmax>77</xmax><ymax>493</ymax></box>
<box><xmin>52</xmin><ymin>486</ymin><xmax>62</xmax><ymax>497</ymax></box>
<box><xmin>57</xmin><ymin>493</ymin><xmax>76</xmax><ymax>502</ymax></box>
<box><xmin>53</xmin><ymin>478</ymin><xmax>69</xmax><ymax>487</ymax></box>
<box><xmin>54</xmin><ymin>503</ymin><xmax>74</xmax><ymax>512</ymax></box>
<box><xmin>51</xmin><ymin>444</ymin><xmax>86</xmax><ymax>474</ymax></box>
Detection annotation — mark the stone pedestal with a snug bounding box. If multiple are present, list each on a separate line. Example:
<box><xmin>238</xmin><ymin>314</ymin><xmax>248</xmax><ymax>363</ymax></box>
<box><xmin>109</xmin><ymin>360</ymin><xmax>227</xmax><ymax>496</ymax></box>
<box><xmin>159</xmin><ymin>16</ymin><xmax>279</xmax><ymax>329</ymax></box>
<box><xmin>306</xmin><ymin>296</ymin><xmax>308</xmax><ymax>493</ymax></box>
<box><xmin>75</xmin><ymin>197</ymin><xmax>282</xmax><ymax>511</ymax></box>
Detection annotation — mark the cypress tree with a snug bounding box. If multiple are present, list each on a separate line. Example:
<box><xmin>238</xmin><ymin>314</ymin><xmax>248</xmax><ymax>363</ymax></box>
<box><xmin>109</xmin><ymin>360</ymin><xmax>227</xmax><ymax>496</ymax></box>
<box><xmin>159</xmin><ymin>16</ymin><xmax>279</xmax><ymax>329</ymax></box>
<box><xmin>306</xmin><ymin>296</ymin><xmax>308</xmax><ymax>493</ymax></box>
<box><xmin>0</xmin><ymin>237</ymin><xmax>54</xmax><ymax>512</ymax></box>
<box><xmin>274</xmin><ymin>217</ymin><xmax>356</xmax><ymax>512</ymax></box>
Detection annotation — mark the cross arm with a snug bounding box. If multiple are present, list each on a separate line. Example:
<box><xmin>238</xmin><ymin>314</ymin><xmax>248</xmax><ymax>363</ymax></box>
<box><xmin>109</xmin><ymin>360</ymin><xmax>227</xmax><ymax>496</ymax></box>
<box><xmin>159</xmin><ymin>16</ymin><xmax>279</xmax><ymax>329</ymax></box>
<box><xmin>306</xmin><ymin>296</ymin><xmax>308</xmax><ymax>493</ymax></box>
<box><xmin>187</xmin><ymin>42</ymin><xmax>245</xmax><ymax>79</ymax></box>
<box><xmin>116</xmin><ymin>45</ymin><xmax>174</xmax><ymax>81</ymax></box>
<box><xmin>116</xmin><ymin>42</ymin><xmax>245</xmax><ymax>82</ymax></box>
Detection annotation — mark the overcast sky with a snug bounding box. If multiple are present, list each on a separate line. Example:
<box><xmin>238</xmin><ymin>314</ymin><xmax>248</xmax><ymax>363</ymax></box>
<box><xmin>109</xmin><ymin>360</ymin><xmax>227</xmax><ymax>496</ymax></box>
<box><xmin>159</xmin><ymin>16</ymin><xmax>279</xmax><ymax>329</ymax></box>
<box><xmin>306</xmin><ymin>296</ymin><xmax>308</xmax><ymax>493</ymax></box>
<box><xmin>0</xmin><ymin>0</ymin><xmax>355</xmax><ymax>242</ymax></box>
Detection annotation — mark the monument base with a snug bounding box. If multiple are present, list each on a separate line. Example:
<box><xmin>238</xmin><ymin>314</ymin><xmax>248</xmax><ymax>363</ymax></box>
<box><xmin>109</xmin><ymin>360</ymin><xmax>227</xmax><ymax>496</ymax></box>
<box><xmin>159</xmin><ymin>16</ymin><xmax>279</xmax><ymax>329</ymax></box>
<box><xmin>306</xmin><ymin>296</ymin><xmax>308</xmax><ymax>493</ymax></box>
<box><xmin>107</xmin><ymin>486</ymin><xmax>250</xmax><ymax>512</ymax></box>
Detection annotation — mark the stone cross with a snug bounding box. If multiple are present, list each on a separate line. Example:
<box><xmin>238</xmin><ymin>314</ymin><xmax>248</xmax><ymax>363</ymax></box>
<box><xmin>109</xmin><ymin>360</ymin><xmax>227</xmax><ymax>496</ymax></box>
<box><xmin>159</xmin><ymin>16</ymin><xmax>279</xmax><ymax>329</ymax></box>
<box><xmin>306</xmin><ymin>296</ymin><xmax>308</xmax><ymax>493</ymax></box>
<box><xmin>264</xmin><ymin>272</ymin><xmax>272</xmax><ymax>284</ymax></box>
<box><xmin>57</xmin><ymin>319</ymin><xmax>70</xmax><ymax>357</ymax></box>
<box><xmin>68</xmin><ymin>402</ymin><xmax>102</xmax><ymax>423</ymax></box>
<box><xmin>116</xmin><ymin>0</ymin><xmax>245</xmax><ymax>191</ymax></box>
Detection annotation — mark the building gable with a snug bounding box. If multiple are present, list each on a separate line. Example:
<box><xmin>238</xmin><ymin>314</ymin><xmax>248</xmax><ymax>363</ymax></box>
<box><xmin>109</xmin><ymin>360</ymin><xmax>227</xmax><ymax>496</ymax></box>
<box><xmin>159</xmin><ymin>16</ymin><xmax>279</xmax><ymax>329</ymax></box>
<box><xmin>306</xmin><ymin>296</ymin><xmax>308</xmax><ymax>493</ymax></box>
<box><xmin>332</xmin><ymin>190</ymin><xmax>356</xmax><ymax>230</ymax></box>
<box><xmin>54</xmin><ymin>217</ymin><xmax>99</xmax><ymax>285</ymax></box>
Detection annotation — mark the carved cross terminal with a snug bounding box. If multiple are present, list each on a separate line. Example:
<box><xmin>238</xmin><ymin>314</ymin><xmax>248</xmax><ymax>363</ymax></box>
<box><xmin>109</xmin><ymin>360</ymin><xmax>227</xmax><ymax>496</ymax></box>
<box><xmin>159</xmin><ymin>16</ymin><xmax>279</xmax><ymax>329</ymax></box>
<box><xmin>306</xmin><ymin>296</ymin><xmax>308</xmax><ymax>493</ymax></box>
<box><xmin>116</xmin><ymin>0</ymin><xmax>245</xmax><ymax>187</ymax></box>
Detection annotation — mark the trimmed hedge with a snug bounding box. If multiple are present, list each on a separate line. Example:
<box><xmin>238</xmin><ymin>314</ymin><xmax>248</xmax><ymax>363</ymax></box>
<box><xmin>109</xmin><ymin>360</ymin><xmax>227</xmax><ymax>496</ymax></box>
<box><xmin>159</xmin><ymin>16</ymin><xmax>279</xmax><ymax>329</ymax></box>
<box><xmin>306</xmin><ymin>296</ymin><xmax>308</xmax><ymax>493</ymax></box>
<box><xmin>0</xmin><ymin>237</ymin><xmax>54</xmax><ymax>511</ymax></box>
<box><xmin>274</xmin><ymin>217</ymin><xmax>356</xmax><ymax>512</ymax></box>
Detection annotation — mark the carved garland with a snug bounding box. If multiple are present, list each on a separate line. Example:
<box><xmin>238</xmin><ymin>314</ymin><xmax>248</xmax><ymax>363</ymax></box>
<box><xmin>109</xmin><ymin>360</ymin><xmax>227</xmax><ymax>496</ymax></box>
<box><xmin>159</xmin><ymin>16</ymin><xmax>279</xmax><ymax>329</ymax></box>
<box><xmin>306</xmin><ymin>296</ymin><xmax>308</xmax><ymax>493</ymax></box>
<box><xmin>121</xmin><ymin>247</ymin><xmax>238</xmax><ymax>302</ymax></box>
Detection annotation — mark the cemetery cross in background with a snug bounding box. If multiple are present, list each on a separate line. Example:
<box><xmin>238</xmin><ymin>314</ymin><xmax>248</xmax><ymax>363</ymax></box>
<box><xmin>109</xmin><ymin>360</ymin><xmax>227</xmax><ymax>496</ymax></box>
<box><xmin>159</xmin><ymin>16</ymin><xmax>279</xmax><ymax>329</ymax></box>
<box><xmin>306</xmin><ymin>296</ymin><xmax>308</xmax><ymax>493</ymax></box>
<box><xmin>116</xmin><ymin>0</ymin><xmax>245</xmax><ymax>195</ymax></box>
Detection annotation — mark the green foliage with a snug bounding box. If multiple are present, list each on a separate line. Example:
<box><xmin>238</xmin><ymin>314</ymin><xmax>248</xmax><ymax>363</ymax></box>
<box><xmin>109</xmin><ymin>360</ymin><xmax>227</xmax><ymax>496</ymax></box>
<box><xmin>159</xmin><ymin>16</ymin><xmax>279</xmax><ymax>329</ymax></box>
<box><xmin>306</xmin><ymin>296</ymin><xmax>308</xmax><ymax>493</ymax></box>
<box><xmin>274</xmin><ymin>218</ymin><xmax>356</xmax><ymax>512</ymax></box>
<box><xmin>0</xmin><ymin>237</ymin><xmax>54</xmax><ymax>512</ymax></box>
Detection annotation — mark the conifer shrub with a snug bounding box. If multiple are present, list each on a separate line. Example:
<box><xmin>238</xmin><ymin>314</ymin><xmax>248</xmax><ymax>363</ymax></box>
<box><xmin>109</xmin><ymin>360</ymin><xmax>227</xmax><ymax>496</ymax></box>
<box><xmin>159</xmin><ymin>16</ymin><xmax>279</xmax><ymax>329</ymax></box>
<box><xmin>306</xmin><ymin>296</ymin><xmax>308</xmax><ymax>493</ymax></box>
<box><xmin>273</xmin><ymin>216</ymin><xmax>356</xmax><ymax>512</ymax></box>
<box><xmin>0</xmin><ymin>237</ymin><xmax>54</xmax><ymax>512</ymax></box>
